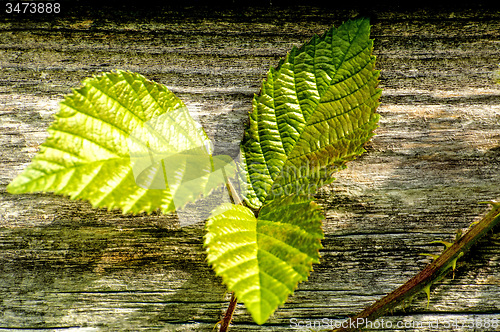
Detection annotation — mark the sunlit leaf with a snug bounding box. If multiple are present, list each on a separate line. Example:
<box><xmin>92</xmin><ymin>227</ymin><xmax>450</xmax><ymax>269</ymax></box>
<box><xmin>8</xmin><ymin>71</ymin><xmax>235</xmax><ymax>216</ymax></box>
<box><xmin>240</xmin><ymin>18</ymin><xmax>381</xmax><ymax>209</ymax></box>
<box><xmin>205</xmin><ymin>195</ymin><xmax>324</xmax><ymax>324</ymax></box>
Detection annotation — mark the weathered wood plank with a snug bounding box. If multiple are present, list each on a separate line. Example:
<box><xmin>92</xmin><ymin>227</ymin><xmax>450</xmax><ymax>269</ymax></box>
<box><xmin>1</xmin><ymin>6</ymin><xmax>499</xmax><ymax>331</ymax></box>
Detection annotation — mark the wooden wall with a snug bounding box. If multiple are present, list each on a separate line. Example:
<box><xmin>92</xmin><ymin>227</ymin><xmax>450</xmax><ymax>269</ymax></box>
<box><xmin>1</xmin><ymin>5</ymin><xmax>499</xmax><ymax>331</ymax></box>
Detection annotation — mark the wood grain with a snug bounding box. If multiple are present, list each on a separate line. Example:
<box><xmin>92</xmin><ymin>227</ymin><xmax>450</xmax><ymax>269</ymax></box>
<box><xmin>1</xmin><ymin>6</ymin><xmax>499</xmax><ymax>331</ymax></box>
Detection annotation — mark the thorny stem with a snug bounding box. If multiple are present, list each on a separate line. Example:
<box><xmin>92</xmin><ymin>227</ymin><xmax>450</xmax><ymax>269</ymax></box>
<box><xmin>331</xmin><ymin>201</ymin><xmax>500</xmax><ymax>332</ymax></box>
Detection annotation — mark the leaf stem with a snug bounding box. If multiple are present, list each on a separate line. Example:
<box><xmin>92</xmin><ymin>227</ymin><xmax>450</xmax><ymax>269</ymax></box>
<box><xmin>218</xmin><ymin>174</ymin><xmax>241</xmax><ymax>332</ymax></box>
<box><xmin>330</xmin><ymin>202</ymin><xmax>500</xmax><ymax>332</ymax></box>
<box><xmin>220</xmin><ymin>292</ymin><xmax>238</xmax><ymax>332</ymax></box>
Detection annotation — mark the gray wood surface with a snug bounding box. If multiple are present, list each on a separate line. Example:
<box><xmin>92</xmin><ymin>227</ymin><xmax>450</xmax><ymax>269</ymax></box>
<box><xmin>1</xmin><ymin>5</ymin><xmax>499</xmax><ymax>331</ymax></box>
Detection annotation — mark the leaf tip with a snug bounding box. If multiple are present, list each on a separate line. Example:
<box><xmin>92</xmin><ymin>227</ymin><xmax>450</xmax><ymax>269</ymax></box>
<box><xmin>5</xmin><ymin>181</ymin><xmax>19</xmax><ymax>194</ymax></box>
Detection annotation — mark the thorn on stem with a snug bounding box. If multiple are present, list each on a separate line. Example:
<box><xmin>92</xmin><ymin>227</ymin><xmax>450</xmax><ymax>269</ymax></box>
<box><xmin>423</xmin><ymin>285</ymin><xmax>431</xmax><ymax>309</ymax></box>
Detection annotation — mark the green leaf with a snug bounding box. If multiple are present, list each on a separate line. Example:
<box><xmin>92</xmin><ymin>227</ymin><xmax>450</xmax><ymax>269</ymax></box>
<box><xmin>240</xmin><ymin>18</ymin><xmax>381</xmax><ymax>209</ymax></box>
<box><xmin>204</xmin><ymin>195</ymin><xmax>324</xmax><ymax>324</ymax></box>
<box><xmin>7</xmin><ymin>70</ymin><xmax>234</xmax><ymax>215</ymax></box>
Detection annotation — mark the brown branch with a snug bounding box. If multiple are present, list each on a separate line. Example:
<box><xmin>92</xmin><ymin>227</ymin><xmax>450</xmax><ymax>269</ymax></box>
<box><xmin>331</xmin><ymin>201</ymin><xmax>500</xmax><ymax>332</ymax></box>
